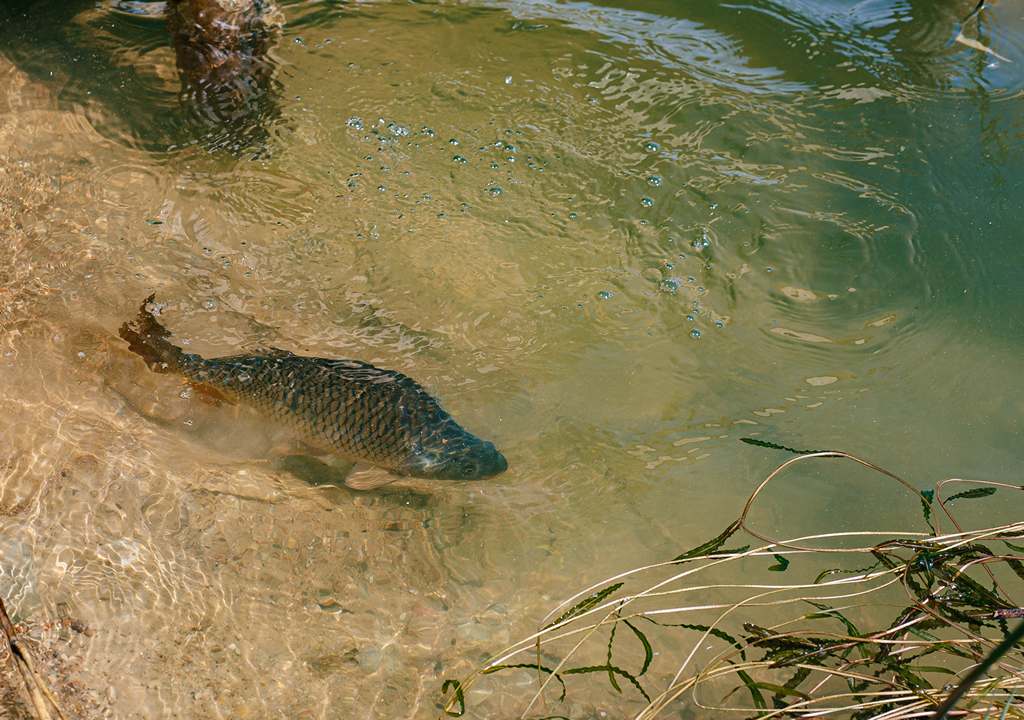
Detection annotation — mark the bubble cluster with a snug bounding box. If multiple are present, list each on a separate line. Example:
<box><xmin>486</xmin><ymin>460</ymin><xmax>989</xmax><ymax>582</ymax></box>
<box><xmin>692</xmin><ymin>228</ymin><xmax>711</xmax><ymax>251</ymax></box>
<box><xmin>661</xmin><ymin>277</ymin><xmax>681</xmax><ymax>294</ymax></box>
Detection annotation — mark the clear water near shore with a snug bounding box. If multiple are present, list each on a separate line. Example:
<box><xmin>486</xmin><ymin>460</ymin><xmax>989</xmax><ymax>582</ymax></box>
<box><xmin>0</xmin><ymin>0</ymin><xmax>1021</xmax><ymax>717</ymax></box>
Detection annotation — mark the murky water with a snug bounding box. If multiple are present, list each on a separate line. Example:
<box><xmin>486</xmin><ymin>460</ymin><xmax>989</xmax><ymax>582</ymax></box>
<box><xmin>0</xmin><ymin>0</ymin><xmax>1021</xmax><ymax>717</ymax></box>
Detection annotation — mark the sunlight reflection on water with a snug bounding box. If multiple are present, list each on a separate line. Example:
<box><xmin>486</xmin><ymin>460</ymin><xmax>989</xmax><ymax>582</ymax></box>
<box><xmin>0</xmin><ymin>0</ymin><xmax>1021</xmax><ymax>716</ymax></box>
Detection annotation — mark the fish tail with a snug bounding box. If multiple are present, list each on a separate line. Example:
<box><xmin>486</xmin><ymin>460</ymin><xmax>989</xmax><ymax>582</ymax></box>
<box><xmin>118</xmin><ymin>294</ymin><xmax>186</xmax><ymax>373</ymax></box>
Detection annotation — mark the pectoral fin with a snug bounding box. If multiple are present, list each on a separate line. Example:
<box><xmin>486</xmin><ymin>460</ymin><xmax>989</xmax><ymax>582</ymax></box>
<box><xmin>343</xmin><ymin>464</ymin><xmax>400</xmax><ymax>491</ymax></box>
<box><xmin>190</xmin><ymin>381</ymin><xmax>236</xmax><ymax>406</ymax></box>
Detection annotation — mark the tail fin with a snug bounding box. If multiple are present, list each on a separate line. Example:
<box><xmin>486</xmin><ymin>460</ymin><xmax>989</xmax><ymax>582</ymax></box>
<box><xmin>118</xmin><ymin>294</ymin><xmax>186</xmax><ymax>373</ymax></box>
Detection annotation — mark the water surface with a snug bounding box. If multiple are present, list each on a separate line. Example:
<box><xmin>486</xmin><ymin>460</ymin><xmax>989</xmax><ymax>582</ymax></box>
<box><xmin>0</xmin><ymin>0</ymin><xmax>1021</xmax><ymax>717</ymax></box>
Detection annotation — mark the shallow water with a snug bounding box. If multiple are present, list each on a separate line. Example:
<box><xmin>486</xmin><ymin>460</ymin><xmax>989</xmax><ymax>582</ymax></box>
<box><xmin>0</xmin><ymin>0</ymin><xmax>1021</xmax><ymax>717</ymax></box>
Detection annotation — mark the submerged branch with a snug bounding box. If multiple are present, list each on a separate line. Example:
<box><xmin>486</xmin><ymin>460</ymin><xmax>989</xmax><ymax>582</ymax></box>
<box><xmin>0</xmin><ymin>595</ymin><xmax>68</xmax><ymax>720</ymax></box>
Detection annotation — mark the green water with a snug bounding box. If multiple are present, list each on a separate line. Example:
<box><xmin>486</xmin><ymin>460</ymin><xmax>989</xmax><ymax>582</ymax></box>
<box><xmin>0</xmin><ymin>0</ymin><xmax>1021</xmax><ymax>717</ymax></box>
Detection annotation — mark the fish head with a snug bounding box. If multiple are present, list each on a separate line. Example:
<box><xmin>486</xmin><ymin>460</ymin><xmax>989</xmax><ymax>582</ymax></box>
<box><xmin>403</xmin><ymin>430</ymin><xmax>508</xmax><ymax>480</ymax></box>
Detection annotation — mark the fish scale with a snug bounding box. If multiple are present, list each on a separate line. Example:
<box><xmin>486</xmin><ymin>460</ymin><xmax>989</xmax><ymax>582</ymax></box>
<box><xmin>118</xmin><ymin>295</ymin><xmax>508</xmax><ymax>481</ymax></box>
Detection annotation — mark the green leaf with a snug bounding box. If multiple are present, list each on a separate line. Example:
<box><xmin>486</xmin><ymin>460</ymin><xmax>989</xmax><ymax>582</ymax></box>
<box><xmin>920</xmin><ymin>489</ymin><xmax>935</xmax><ymax>529</ymax></box>
<box><xmin>564</xmin><ymin>664</ymin><xmax>650</xmax><ymax>702</ymax></box>
<box><xmin>739</xmin><ymin>437</ymin><xmax>824</xmax><ymax>455</ymax></box>
<box><xmin>623</xmin><ymin>619</ymin><xmax>654</xmax><ymax>676</ymax></box>
<box><xmin>909</xmin><ymin>665</ymin><xmax>957</xmax><ymax>675</ymax></box>
<box><xmin>936</xmin><ymin>564</ymin><xmax>1012</xmax><ymax>611</ymax></box>
<box><xmin>674</xmin><ymin>520</ymin><xmax>742</xmax><ymax>562</ymax></box>
<box><xmin>1004</xmin><ymin>540</ymin><xmax>1024</xmax><ymax>553</ymax></box>
<box><xmin>441</xmin><ymin>679</ymin><xmax>465</xmax><ymax>716</ymax></box>
<box><xmin>768</xmin><ymin>554</ymin><xmax>790</xmax><ymax>572</ymax></box>
<box><xmin>1006</xmin><ymin>559</ymin><xmax>1024</xmax><ymax>584</ymax></box>
<box><xmin>813</xmin><ymin>558</ymin><xmax>884</xmax><ymax>584</ymax></box>
<box><xmin>641</xmin><ymin>617</ymin><xmax>746</xmax><ymax>659</ymax></box>
<box><xmin>781</xmin><ymin>666</ymin><xmax>812</xmax><ymax>701</ymax></box>
<box><xmin>735</xmin><ymin>668</ymin><xmax>767</xmax><ymax>709</ymax></box>
<box><xmin>752</xmin><ymin>681</ymin><xmax>811</xmax><ymax>700</ymax></box>
<box><xmin>804</xmin><ymin>601</ymin><xmax>863</xmax><ymax>647</ymax></box>
<box><xmin>890</xmin><ymin>663</ymin><xmax>932</xmax><ymax>690</ymax></box>
<box><xmin>482</xmin><ymin>663</ymin><xmax>567</xmax><ymax>702</ymax></box>
<box><xmin>946</xmin><ymin>487</ymin><xmax>997</xmax><ymax>503</ymax></box>
<box><xmin>605</xmin><ymin>613</ymin><xmax>621</xmax><ymax>693</ymax></box>
<box><xmin>546</xmin><ymin>583</ymin><xmax>623</xmax><ymax>629</ymax></box>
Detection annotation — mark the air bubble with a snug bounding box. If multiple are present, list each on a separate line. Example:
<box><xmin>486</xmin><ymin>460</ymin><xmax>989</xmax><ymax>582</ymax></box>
<box><xmin>346</xmin><ymin>117</ymin><xmax>363</xmax><ymax>130</ymax></box>
<box><xmin>648</xmin><ymin>175</ymin><xmax>663</xmax><ymax>187</ymax></box>
<box><xmin>453</xmin><ymin>155</ymin><xmax>467</xmax><ymax>164</ymax></box>
<box><xmin>644</xmin><ymin>141</ymin><xmax>660</xmax><ymax>152</ymax></box>
<box><xmin>597</xmin><ymin>290</ymin><xmax>613</xmax><ymax>300</ymax></box>
<box><xmin>690</xmin><ymin>329</ymin><xmax>701</xmax><ymax>339</ymax></box>
<box><xmin>692</xmin><ymin>228</ymin><xmax>711</xmax><ymax>250</ymax></box>
<box><xmin>641</xmin><ymin>197</ymin><xmax>654</xmax><ymax>208</ymax></box>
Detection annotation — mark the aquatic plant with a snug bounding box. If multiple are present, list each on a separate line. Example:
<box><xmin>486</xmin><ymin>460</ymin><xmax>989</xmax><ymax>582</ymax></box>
<box><xmin>441</xmin><ymin>447</ymin><xmax>1024</xmax><ymax>719</ymax></box>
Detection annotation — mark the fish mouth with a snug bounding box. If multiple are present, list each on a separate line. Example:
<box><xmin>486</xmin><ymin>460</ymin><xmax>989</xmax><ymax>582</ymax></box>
<box><xmin>405</xmin><ymin>438</ymin><xmax>508</xmax><ymax>480</ymax></box>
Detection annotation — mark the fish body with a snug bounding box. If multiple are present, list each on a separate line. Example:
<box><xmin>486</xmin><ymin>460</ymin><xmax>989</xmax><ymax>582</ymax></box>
<box><xmin>119</xmin><ymin>295</ymin><xmax>508</xmax><ymax>481</ymax></box>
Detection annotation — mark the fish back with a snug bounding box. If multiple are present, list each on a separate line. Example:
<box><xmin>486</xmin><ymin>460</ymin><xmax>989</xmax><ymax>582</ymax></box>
<box><xmin>184</xmin><ymin>353</ymin><xmax>452</xmax><ymax>469</ymax></box>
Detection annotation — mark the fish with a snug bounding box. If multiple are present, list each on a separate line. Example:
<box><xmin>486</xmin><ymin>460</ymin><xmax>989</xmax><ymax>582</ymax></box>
<box><xmin>118</xmin><ymin>295</ymin><xmax>508</xmax><ymax>486</ymax></box>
